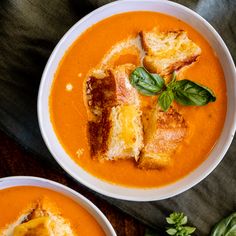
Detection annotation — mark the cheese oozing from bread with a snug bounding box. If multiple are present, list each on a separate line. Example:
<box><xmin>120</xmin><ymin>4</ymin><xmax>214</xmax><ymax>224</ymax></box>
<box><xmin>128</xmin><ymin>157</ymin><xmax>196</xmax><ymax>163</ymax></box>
<box><xmin>107</xmin><ymin>105</ymin><xmax>143</xmax><ymax>161</ymax></box>
<box><xmin>1</xmin><ymin>198</ymin><xmax>77</xmax><ymax>236</ymax></box>
<box><xmin>13</xmin><ymin>217</ymin><xmax>52</xmax><ymax>236</ymax></box>
<box><xmin>86</xmin><ymin>64</ymin><xmax>143</xmax><ymax>161</ymax></box>
<box><xmin>140</xmin><ymin>29</ymin><xmax>201</xmax><ymax>76</ymax></box>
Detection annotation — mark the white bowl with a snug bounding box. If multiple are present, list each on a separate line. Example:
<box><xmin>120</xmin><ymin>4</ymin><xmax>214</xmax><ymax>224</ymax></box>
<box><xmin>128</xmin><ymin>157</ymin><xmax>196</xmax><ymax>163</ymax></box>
<box><xmin>38</xmin><ymin>0</ymin><xmax>236</xmax><ymax>201</ymax></box>
<box><xmin>0</xmin><ymin>176</ymin><xmax>116</xmax><ymax>235</ymax></box>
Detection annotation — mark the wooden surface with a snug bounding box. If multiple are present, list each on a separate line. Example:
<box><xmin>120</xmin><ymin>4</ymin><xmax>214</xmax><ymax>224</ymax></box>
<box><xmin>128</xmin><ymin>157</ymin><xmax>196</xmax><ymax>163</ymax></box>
<box><xmin>0</xmin><ymin>129</ymin><xmax>146</xmax><ymax>236</ymax></box>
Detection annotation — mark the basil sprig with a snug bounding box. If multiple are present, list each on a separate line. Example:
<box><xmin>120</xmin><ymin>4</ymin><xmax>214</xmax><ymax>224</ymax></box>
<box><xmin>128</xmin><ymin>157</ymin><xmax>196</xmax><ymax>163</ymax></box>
<box><xmin>144</xmin><ymin>211</ymin><xmax>236</xmax><ymax>236</ymax></box>
<box><xmin>130</xmin><ymin>67</ymin><xmax>165</xmax><ymax>96</ymax></box>
<box><xmin>129</xmin><ymin>67</ymin><xmax>216</xmax><ymax>111</ymax></box>
<box><xmin>210</xmin><ymin>212</ymin><xmax>236</xmax><ymax>236</ymax></box>
<box><xmin>158</xmin><ymin>90</ymin><xmax>174</xmax><ymax>112</ymax></box>
<box><xmin>166</xmin><ymin>212</ymin><xmax>196</xmax><ymax>236</ymax></box>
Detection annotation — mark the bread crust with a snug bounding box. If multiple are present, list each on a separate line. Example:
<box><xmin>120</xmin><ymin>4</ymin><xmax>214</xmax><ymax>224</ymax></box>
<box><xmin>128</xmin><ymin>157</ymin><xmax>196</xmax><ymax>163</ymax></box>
<box><xmin>86</xmin><ymin>73</ymin><xmax>116</xmax><ymax>158</ymax></box>
<box><xmin>139</xmin><ymin>107</ymin><xmax>187</xmax><ymax>169</ymax></box>
<box><xmin>140</xmin><ymin>29</ymin><xmax>201</xmax><ymax>76</ymax></box>
<box><xmin>85</xmin><ymin>64</ymin><xmax>143</xmax><ymax>161</ymax></box>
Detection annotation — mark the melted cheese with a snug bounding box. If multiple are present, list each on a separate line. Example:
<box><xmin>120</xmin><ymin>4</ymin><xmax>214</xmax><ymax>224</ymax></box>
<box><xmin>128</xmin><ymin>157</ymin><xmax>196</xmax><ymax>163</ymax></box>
<box><xmin>13</xmin><ymin>217</ymin><xmax>51</xmax><ymax>236</ymax></box>
<box><xmin>119</xmin><ymin>105</ymin><xmax>138</xmax><ymax>146</ymax></box>
<box><xmin>107</xmin><ymin>105</ymin><xmax>143</xmax><ymax>160</ymax></box>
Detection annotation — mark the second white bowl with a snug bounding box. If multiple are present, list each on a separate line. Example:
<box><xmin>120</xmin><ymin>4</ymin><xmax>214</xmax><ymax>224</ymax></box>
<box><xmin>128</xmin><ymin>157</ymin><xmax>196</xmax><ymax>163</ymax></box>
<box><xmin>0</xmin><ymin>176</ymin><xmax>116</xmax><ymax>235</ymax></box>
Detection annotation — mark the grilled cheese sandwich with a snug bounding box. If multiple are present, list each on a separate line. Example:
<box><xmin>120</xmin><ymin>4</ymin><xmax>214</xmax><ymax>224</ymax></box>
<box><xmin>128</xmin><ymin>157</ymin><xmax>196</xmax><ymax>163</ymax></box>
<box><xmin>86</xmin><ymin>64</ymin><xmax>143</xmax><ymax>161</ymax></box>
<box><xmin>1</xmin><ymin>198</ymin><xmax>77</xmax><ymax>236</ymax></box>
<box><xmin>139</xmin><ymin>106</ymin><xmax>187</xmax><ymax>169</ymax></box>
<box><xmin>85</xmin><ymin>29</ymin><xmax>199</xmax><ymax>168</ymax></box>
<box><xmin>140</xmin><ymin>29</ymin><xmax>201</xmax><ymax>76</ymax></box>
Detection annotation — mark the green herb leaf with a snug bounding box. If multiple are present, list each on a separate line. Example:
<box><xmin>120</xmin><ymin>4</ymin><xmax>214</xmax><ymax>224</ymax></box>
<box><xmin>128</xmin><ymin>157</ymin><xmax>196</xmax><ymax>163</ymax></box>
<box><xmin>210</xmin><ymin>212</ymin><xmax>236</xmax><ymax>236</ymax></box>
<box><xmin>166</xmin><ymin>212</ymin><xmax>196</xmax><ymax>236</ymax></box>
<box><xmin>130</xmin><ymin>67</ymin><xmax>216</xmax><ymax>112</ymax></box>
<box><xmin>168</xmin><ymin>212</ymin><xmax>185</xmax><ymax>225</ymax></box>
<box><xmin>166</xmin><ymin>228</ymin><xmax>177</xmax><ymax>235</ymax></box>
<box><xmin>130</xmin><ymin>67</ymin><xmax>165</xmax><ymax>96</ymax></box>
<box><xmin>166</xmin><ymin>217</ymin><xmax>176</xmax><ymax>225</ymax></box>
<box><xmin>172</xmin><ymin>79</ymin><xmax>216</xmax><ymax>106</ymax></box>
<box><xmin>180</xmin><ymin>216</ymin><xmax>188</xmax><ymax>225</ymax></box>
<box><xmin>184</xmin><ymin>226</ymin><xmax>196</xmax><ymax>234</ymax></box>
<box><xmin>158</xmin><ymin>90</ymin><xmax>174</xmax><ymax>111</ymax></box>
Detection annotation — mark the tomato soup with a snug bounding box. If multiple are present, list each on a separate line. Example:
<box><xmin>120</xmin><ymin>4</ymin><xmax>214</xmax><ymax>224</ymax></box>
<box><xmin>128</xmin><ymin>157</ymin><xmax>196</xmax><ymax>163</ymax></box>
<box><xmin>0</xmin><ymin>186</ymin><xmax>105</xmax><ymax>236</ymax></box>
<box><xmin>49</xmin><ymin>12</ymin><xmax>226</xmax><ymax>187</ymax></box>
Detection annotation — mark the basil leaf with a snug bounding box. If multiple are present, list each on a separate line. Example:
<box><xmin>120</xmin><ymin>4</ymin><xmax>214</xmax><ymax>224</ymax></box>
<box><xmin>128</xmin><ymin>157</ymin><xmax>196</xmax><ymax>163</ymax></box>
<box><xmin>210</xmin><ymin>212</ymin><xmax>236</xmax><ymax>236</ymax></box>
<box><xmin>166</xmin><ymin>228</ymin><xmax>177</xmax><ymax>235</ymax></box>
<box><xmin>166</xmin><ymin>217</ymin><xmax>176</xmax><ymax>225</ymax></box>
<box><xmin>130</xmin><ymin>67</ymin><xmax>165</xmax><ymax>96</ymax></box>
<box><xmin>184</xmin><ymin>227</ymin><xmax>196</xmax><ymax>234</ymax></box>
<box><xmin>180</xmin><ymin>216</ymin><xmax>188</xmax><ymax>225</ymax></box>
<box><xmin>158</xmin><ymin>90</ymin><xmax>174</xmax><ymax>111</ymax></box>
<box><xmin>172</xmin><ymin>79</ymin><xmax>216</xmax><ymax>106</ymax></box>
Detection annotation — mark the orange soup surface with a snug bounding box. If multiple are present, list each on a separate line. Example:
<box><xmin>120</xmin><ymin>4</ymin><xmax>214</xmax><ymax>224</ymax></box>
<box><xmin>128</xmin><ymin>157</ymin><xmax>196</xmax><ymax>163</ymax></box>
<box><xmin>0</xmin><ymin>186</ymin><xmax>105</xmax><ymax>236</ymax></box>
<box><xmin>50</xmin><ymin>12</ymin><xmax>227</xmax><ymax>188</ymax></box>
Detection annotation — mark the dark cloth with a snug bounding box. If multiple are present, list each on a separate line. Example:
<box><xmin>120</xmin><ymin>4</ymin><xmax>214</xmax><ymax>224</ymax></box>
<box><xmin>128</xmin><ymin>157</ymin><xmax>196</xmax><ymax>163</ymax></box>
<box><xmin>0</xmin><ymin>0</ymin><xmax>235</xmax><ymax>235</ymax></box>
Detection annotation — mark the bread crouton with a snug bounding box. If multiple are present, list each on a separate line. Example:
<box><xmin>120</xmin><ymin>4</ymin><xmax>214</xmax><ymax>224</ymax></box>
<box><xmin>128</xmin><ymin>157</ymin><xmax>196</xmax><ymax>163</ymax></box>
<box><xmin>1</xmin><ymin>198</ymin><xmax>77</xmax><ymax>236</ymax></box>
<box><xmin>140</xmin><ymin>29</ymin><xmax>201</xmax><ymax>76</ymax></box>
<box><xmin>139</xmin><ymin>107</ymin><xmax>187</xmax><ymax>169</ymax></box>
<box><xmin>85</xmin><ymin>64</ymin><xmax>143</xmax><ymax>161</ymax></box>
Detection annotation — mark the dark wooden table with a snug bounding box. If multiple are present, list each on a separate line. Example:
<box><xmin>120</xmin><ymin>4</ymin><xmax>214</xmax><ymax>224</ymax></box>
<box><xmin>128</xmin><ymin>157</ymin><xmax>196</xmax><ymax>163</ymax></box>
<box><xmin>0</xmin><ymin>129</ymin><xmax>145</xmax><ymax>236</ymax></box>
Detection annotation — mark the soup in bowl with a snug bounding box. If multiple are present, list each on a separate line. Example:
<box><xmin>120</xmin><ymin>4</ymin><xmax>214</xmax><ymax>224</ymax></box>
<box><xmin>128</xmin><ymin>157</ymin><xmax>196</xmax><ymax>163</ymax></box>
<box><xmin>38</xmin><ymin>0</ymin><xmax>236</xmax><ymax>201</ymax></box>
<box><xmin>0</xmin><ymin>176</ymin><xmax>116</xmax><ymax>235</ymax></box>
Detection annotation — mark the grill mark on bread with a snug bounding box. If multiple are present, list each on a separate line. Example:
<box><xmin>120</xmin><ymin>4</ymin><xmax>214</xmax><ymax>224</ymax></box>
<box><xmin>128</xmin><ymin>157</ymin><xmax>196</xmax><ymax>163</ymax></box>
<box><xmin>86</xmin><ymin>73</ymin><xmax>116</xmax><ymax>120</ymax></box>
<box><xmin>86</xmin><ymin>73</ymin><xmax>116</xmax><ymax>158</ymax></box>
<box><xmin>88</xmin><ymin>110</ymin><xmax>112</xmax><ymax>158</ymax></box>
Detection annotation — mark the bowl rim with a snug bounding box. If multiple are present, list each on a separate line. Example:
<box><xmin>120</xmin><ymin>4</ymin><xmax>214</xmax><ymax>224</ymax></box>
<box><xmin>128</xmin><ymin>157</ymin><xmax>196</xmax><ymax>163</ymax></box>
<box><xmin>0</xmin><ymin>176</ymin><xmax>116</xmax><ymax>235</ymax></box>
<box><xmin>37</xmin><ymin>0</ymin><xmax>236</xmax><ymax>201</ymax></box>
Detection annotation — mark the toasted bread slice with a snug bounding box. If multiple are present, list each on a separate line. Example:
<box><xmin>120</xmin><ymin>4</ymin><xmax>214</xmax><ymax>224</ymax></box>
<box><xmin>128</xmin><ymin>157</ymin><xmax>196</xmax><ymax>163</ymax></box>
<box><xmin>85</xmin><ymin>70</ymin><xmax>116</xmax><ymax>157</ymax></box>
<box><xmin>86</xmin><ymin>64</ymin><xmax>139</xmax><ymax>120</ymax></box>
<box><xmin>140</xmin><ymin>29</ymin><xmax>201</xmax><ymax>76</ymax></box>
<box><xmin>1</xmin><ymin>198</ymin><xmax>77</xmax><ymax>236</ymax></box>
<box><xmin>139</xmin><ymin>107</ymin><xmax>187</xmax><ymax>169</ymax></box>
<box><xmin>85</xmin><ymin>64</ymin><xmax>143</xmax><ymax>161</ymax></box>
<box><xmin>110</xmin><ymin>64</ymin><xmax>140</xmax><ymax>106</ymax></box>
